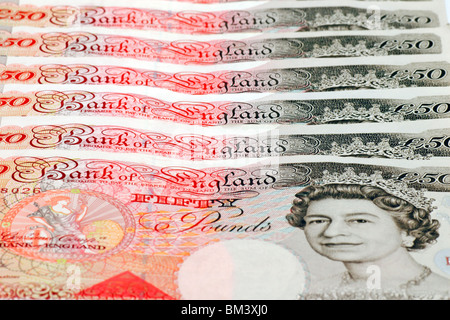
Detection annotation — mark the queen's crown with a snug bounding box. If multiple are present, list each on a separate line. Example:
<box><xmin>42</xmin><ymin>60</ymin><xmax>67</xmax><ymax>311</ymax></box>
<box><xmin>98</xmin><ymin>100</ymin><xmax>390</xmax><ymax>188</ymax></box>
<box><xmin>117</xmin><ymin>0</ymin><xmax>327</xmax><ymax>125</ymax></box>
<box><xmin>314</xmin><ymin>168</ymin><xmax>435</xmax><ymax>211</ymax></box>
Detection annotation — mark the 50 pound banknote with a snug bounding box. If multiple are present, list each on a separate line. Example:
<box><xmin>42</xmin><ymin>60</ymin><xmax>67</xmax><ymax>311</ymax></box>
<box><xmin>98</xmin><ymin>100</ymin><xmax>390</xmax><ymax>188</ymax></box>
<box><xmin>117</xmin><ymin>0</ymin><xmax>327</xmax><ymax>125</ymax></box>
<box><xmin>1</xmin><ymin>90</ymin><xmax>450</xmax><ymax>126</ymax></box>
<box><xmin>1</xmin><ymin>61</ymin><xmax>450</xmax><ymax>94</ymax></box>
<box><xmin>0</xmin><ymin>156</ymin><xmax>447</xmax><ymax>299</ymax></box>
<box><xmin>0</xmin><ymin>123</ymin><xmax>448</xmax><ymax>160</ymax></box>
<box><xmin>0</xmin><ymin>2</ymin><xmax>445</xmax><ymax>33</ymax></box>
<box><xmin>0</xmin><ymin>31</ymin><xmax>445</xmax><ymax>64</ymax></box>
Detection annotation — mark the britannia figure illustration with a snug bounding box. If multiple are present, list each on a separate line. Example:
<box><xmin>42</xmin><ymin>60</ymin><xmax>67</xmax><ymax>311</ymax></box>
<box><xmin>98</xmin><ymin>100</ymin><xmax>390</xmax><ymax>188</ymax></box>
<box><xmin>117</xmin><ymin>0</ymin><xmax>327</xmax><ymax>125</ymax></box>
<box><xmin>27</xmin><ymin>195</ymin><xmax>92</xmax><ymax>253</ymax></box>
<box><xmin>1</xmin><ymin>189</ymin><xmax>135</xmax><ymax>262</ymax></box>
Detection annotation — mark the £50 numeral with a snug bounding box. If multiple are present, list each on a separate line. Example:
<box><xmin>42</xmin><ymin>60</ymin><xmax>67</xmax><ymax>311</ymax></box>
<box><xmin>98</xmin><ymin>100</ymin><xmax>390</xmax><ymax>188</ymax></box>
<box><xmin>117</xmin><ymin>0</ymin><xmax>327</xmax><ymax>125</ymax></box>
<box><xmin>389</xmin><ymin>68</ymin><xmax>447</xmax><ymax>80</ymax></box>
<box><xmin>403</xmin><ymin>136</ymin><xmax>450</xmax><ymax>149</ymax></box>
<box><xmin>377</xmin><ymin>39</ymin><xmax>434</xmax><ymax>51</ymax></box>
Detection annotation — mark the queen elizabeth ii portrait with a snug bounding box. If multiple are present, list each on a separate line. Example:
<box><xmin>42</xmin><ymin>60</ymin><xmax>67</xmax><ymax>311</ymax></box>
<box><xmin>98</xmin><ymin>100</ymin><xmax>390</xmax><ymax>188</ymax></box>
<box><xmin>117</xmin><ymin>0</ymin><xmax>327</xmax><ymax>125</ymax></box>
<box><xmin>286</xmin><ymin>168</ymin><xmax>450</xmax><ymax>299</ymax></box>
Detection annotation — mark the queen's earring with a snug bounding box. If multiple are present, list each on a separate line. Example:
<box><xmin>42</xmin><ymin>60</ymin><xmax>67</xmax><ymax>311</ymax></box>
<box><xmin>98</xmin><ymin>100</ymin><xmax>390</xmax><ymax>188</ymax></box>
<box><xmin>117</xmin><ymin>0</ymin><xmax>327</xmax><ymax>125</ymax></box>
<box><xmin>401</xmin><ymin>232</ymin><xmax>415</xmax><ymax>248</ymax></box>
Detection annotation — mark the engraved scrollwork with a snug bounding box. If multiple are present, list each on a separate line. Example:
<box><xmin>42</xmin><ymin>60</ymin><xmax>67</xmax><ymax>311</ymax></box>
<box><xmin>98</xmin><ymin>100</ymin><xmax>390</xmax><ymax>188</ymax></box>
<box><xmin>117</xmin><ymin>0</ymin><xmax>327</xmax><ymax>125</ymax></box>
<box><xmin>315</xmin><ymin>69</ymin><xmax>401</xmax><ymax>91</ymax></box>
<box><xmin>99</xmin><ymin>127</ymin><xmax>138</xmax><ymax>140</ymax></box>
<box><xmin>173</xmin><ymin>134</ymin><xmax>220</xmax><ymax>154</ymax></box>
<box><xmin>147</xmin><ymin>100</ymin><xmax>216</xmax><ymax>121</ymax></box>
<box><xmin>272</xmin><ymin>69</ymin><xmax>312</xmax><ymax>91</ymax></box>
<box><xmin>137</xmin><ymin>131</ymin><xmax>175</xmax><ymax>151</ymax></box>
<box><xmin>39</xmin><ymin>64</ymin><xmax>98</xmax><ymax>84</ymax></box>
<box><xmin>307</xmin><ymin>9</ymin><xmax>392</xmax><ymax>31</ymax></box>
<box><xmin>322</xmin><ymin>137</ymin><xmax>432</xmax><ymax>160</ymax></box>
<box><xmin>30</xmin><ymin>124</ymin><xmax>94</xmax><ymax>148</ymax></box>
<box><xmin>252</xmin><ymin>39</ymin><xmax>304</xmax><ymax>59</ymax></box>
<box><xmin>275</xmin><ymin>164</ymin><xmax>312</xmax><ymax>189</ymax></box>
<box><xmin>307</xmin><ymin>39</ymin><xmax>388</xmax><ymax>58</ymax></box>
<box><xmin>34</xmin><ymin>90</ymin><xmax>95</xmax><ymax>113</ymax></box>
<box><xmin>102</xmin><ymin>66</ymin><xmax>140</xmax><ymax>84</ymax></box>
<box><xmin>275</xmin><ymin>102</ymin><xmax>314</xmax><ymax>124</ymax></box>
<box><xmin>151</xmin><ymin>71</ymin><xmax>216</xmax><ymax>92</ymax></box>
<box><xmin>170</xmin><ymin>11</ymin><xmax>219</xmax><ymax>28</ymax></box>
<box><xmin>0</xmin><ymin>284</ymin><xmax>16</xmax><ymax>299</ymax></box>
<box><xmin>83</xmin><ymin>160</ymin><xmax>156</xmax><ymax>186</ymax></box>
<box><xmin>40</xmin><ymin>32</ymin><xmax>98</xmax><ymax>55</ymax></box>
<box><xmin>221</xmin><ymin>137</ymin><xmax>260</xmax><ymax>158</ymax></box>
<box><xmin>99</xmin><ymin>92</ymin><xmax>139</xmax><ymax>114</ymax></box>
<box><xmin>313</xmin><ymin>103</ymin><xmax>405</xmax><ymax>124</ymax></box>
<box><xmin>282</xmin><ymin>136</ymin><xmax>322</xmax><ymax>156</ymax></box>
<box><xmin>79</xmin><ymin>6</ymin><xmax>106</xmax><ymax>25</ymax></box>
<box><xmin>156</xmin><ymin>166</ymin><xmax>209</xmax><ymax>187</ymax></box>
<box><xmin>33</xmin><ymin>90</ymin><xmax>70</xmax><ymax>113</ymax></box>
<box><xmin>12</xmin><ymin>157</ymin><xmax>79</xmax><ymax>183</ymax></box>
<box><xmin>49</xmin><ymin>6</ymin><xmax>79</xmax><ymax>27</ymax></box>
<box><xmin>167</xmin><ymin>40</ymin><xmax>213</xmax><ymax>61</ymax></box>
<box><xmin>0</xmin><ymin>283</ymin><xmax>75</xmax><ymax>300</ymax></box>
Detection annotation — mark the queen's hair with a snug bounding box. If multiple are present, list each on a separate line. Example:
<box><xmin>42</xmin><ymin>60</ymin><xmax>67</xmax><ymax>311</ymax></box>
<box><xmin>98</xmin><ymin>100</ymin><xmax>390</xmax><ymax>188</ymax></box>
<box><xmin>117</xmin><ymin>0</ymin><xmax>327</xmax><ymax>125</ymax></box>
<box><xmin>287</xmin><ymin>183</ymin><xmax>440</xmax><ymax>250</ymax></box>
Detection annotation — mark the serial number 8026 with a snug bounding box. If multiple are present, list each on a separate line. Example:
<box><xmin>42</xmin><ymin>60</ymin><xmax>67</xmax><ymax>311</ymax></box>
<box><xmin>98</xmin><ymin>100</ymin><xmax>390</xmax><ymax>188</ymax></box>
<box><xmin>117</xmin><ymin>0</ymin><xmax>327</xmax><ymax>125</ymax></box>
<box><xmin>0</xmin><ymin>187</ymin><xmax>41</xmax><ymax>194</ymax></box>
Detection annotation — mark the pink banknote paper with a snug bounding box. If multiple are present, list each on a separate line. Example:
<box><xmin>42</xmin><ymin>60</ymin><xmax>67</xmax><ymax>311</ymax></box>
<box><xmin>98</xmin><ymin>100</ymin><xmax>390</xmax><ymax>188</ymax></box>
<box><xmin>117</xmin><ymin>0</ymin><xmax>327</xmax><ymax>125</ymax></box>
<box><xmin>0</xmin><ymin>62</ymin><xmax>449</xmax><ymax>94</ymax></box>
<box><xmin>0</xmin><ymin>3</ymin><xmax>442</xmax><ymax>33</ymax></box>
<box><xmin>0</xmin><ymin>156</ymin><xmax>447</xmax><ymax>299</ymax></box>
<box><xmin>0</xmin><ymin>31</ymin><xmax>442</xmax><ymax>64</ymax></box>
<box><xmin>0</xmin><ymin>90</ymin><xmax>449</xmax><ymax>126</ymax></box>
<box><xmin>0</xmin><ymin>124</ymin><xmax>446</xmax><ymax>160</ymax></box>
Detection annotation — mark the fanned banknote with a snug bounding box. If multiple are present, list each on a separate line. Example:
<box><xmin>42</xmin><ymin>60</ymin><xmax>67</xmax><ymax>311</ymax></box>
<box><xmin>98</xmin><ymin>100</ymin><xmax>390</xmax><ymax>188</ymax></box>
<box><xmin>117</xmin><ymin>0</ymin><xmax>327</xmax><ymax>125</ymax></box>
<box><xmin>0</xmin><ymin>90</ymin><xmax>449</xmax><ymax>126</ymax></box>
<box><xmin>0</xmin><ymin>1</ymin><xmax>446</xmax><ymax>33</ymax></box>
<box><xmin>0</xmin><ymin>155</ymin><xmax>448</xmax><ymax>299</ymax></box>
<box><xmin>0</xmin><ymin>123</ymin><xmax>448</xmax><ymax>161</ymax></box>
<box><xmin>0</xmin><ymin>30</ymin><xmax>445</xmax><ymax>64</ymax></box>
<box><xmin>0</xmin><ymin>60</ymin><xmax>449</xmax><ymax>94</ymax></box>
